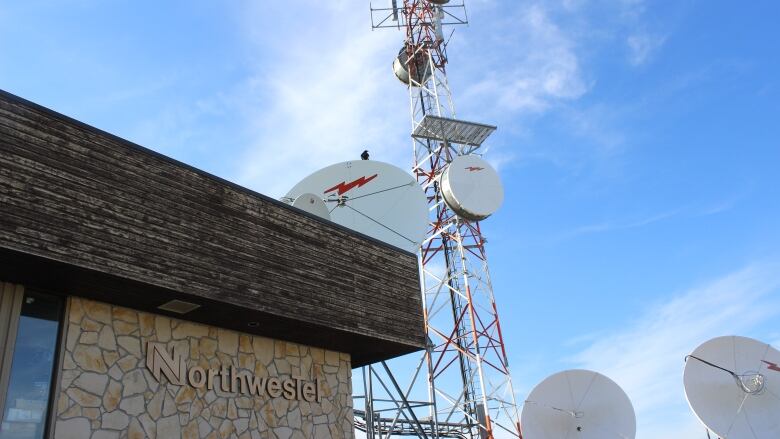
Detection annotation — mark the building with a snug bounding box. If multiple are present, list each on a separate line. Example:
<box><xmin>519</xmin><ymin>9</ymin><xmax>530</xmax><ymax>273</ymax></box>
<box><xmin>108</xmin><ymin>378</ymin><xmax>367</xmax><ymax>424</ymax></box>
<box><xmin>0</xmin><ymin>90</ymin><xmax>425</xmax><ymax>439</ymax></box>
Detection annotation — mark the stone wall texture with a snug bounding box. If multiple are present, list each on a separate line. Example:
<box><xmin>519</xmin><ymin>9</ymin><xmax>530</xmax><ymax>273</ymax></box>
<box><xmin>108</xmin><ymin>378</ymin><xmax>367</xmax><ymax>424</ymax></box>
<box><xmin>53</xmin><ymin>297</ymin><xmax>354</xmax><ymax>439</ymax></box>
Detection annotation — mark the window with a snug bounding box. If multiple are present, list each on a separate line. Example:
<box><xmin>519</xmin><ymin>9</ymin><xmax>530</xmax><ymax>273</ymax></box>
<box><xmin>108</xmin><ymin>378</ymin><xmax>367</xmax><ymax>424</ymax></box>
<box><xmin>0</xmin><ymin>285</ymin><xmax>62</xmax><ymax>439</ymax></box>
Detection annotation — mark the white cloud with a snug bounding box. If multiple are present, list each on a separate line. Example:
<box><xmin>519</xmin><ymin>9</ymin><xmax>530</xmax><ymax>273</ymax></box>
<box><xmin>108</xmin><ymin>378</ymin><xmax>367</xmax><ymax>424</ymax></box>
<box><xmin>569</xmin><ymin>264</ymin><xmax>780</xmax><ymax>438</ymax></box>
<box><xmin>230</xmin><ymin>3</ymin><xmax>411</xmax><ymax>197</ymax></box>
<box><xmin>555</xmin><ymin>209</ymin><xmax>681</xmax><ymax>241</ymax></box>
<box><xmin>618</xmin><ymin>0</ymin><xmax>668</xmax><ymax>66</ymax></box>
<box><xmin>557</xmin><ymin>195</ymin><xmax>743</xmax><ymax>241</ymax></box>
<box><xmin>460</xmin><ymin>4</ymin><xmax>588</xmax><ymax>116</ymax></box>
<box><xmin>627</xmin><ymin>32</ymin><xmax>667</xmax><ymax>66</ymax></box>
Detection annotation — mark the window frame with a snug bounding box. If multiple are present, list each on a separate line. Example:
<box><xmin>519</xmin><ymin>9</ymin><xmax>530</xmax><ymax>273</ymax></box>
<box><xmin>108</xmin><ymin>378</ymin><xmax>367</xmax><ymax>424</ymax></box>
<box><xmin>0</xmin><ymin>283</ymin><xmax>65</xmax><ymax>439</ymax></box>
<box><xmin>44</xmin><ymin>296</ymin><xmax>67</xmax><ymax>439</ymax></box>
<box><xmin>0</xmin><ymin>282</ymin><xmax>25</xmax><ymax>420</ymax></box>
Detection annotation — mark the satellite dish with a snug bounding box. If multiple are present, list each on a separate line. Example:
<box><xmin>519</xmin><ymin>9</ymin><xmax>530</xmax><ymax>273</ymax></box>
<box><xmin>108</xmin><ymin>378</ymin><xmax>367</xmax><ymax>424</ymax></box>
<box><xmin>440</xmin><ymin>155</ymin><xmax>504</xmax><ymax>221</ymax></box>
<box><xmin>285</xmin><ymin>160</ymin><xmax>428</xmax><ymax>253</ymax></box>
<box><xmin>521</xmin><ymin>369</ymin><xmax>636</xmax><ymax>439</ymax></box>
<box><xmin>393</xmin><ymin>46</ymin><xmax>431</xmax><ymax>86</ymax></box>
<box><xmin>683</xmin><ymin>335</ymin><xmax>780</xmax><ymax>439</ymax></box>
<box><xmin>291</xmin><ymin>193</ymin><xmax>331</xmax><ymax>221</ymax></box>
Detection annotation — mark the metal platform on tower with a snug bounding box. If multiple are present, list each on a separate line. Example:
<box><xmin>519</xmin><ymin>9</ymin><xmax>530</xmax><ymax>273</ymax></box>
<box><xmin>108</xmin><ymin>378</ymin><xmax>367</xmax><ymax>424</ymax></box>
<box><xmin>354</xmin><ymin>409</ymin><xmax>473</xmax><ymax>439</ymax></box>
<box><xmin>412</xmin><ymin>115</ymin><xmax>496</xmax><ymax>147</ymax></box>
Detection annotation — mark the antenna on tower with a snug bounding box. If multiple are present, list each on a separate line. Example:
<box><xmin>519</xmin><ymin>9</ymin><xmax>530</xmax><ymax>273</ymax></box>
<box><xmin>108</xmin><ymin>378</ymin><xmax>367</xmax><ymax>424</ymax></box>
<box><xmin>370</xmin><ymin>1</ymin><xmax>468</xmax><ymax>30</ymax></box>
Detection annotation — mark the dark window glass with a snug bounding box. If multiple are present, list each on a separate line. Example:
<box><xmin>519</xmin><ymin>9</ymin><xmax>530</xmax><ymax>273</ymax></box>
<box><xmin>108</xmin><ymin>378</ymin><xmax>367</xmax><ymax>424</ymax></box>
<box><xmin>0</xmin><ymin>292</ymin><xmax>62</xmax><ymax>439</ymax></box>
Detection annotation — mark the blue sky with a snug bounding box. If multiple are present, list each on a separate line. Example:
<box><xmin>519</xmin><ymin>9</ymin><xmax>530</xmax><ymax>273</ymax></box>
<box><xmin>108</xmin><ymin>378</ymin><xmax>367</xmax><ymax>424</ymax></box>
<box><xmin>2</xmin><ymin>1</ymin><xmax>779</xmax><ymax>437</ymax></box>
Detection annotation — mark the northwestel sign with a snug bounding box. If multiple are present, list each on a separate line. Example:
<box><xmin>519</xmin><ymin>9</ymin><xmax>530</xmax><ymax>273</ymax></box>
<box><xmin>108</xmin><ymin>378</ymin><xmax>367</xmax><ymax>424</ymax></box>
<box><xmin>145</xmin><ymin>342</ymin><xmax>322</xmax><ymax>402</ymax></box>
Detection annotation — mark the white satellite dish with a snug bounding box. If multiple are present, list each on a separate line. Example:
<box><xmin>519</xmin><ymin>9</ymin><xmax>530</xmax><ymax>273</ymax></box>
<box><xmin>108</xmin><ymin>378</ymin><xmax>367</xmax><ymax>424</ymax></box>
<box><xmin>521</xmin><ymin>369</ymin><xmax>636</xmax><ymax>439</ymax></box>
<box><xmin>285</xmin><ymin>160</ymin><xmax>428</xmax><ymax>253</ymax></box>
<box><xmin>439</xmin><ymin>155</ymin><xmax>504</xmax><ymax>221</ymax></box>
<box><xmin>291</xmin><ymin>193</ymin><xmax>331</xmax><ymax>221</ymax></box>
<box><xmin>393</xmin><ymin>46</ymin><xmax>431</xmax><ymax>86</ymax></box>
<box><xmin>683</xmin><ymin>335</ymin><xmax>780</xmax><ymax>439</ymax></box>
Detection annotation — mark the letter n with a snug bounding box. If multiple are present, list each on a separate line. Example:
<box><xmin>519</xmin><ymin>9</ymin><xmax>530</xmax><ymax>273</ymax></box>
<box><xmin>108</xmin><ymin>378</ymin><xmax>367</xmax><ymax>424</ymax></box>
<box><xmin>146</xmin><ymin>342</ymin><xmax>185</xmax><ymax>385</ymax></box>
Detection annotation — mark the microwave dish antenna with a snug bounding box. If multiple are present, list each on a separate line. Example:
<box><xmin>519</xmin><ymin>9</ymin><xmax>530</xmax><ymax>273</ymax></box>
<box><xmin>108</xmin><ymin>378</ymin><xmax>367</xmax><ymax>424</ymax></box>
<box><xmin>440</xmin><ymin>155</ymin><xmax>504</xmax><ymax>221</ymax></box>
<box><xmin>285</xmin><ymin>160</ymin><xmax>428</xmax><ymax>253</ymax></box>
<box><xmin>684</xmin><ymin>335</ymin><xmax>780</xmax><ymax>439</ymax></box>
<box><xmin>521</xmin><ymin>369</ymin><xmax>636</xmax><ymax>439</ymax></box>
<box><xmin>290</xmin><ymin>193</ymin><xmax>331</xmax><ymax>221</ymax></box>
<box><xmin>393</xmin><ymin>45</ymin><xmax>432</xmax><ymax>86</ymax></box>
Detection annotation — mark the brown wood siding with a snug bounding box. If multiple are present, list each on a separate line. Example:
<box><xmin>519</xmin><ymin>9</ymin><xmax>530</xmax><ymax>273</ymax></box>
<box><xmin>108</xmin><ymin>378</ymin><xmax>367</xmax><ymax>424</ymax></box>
<box><xmin>0</xmin><ymin>90</ymin><xmax>425</xmax><ymax>366</ymax></box>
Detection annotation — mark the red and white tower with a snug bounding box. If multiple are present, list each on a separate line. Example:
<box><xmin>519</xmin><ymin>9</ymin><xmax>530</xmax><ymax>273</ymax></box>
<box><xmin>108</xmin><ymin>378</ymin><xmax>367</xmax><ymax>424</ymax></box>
<box><xmin>356</xmin><ymin>1</ymin><xmax>521</xmax><ymax>438</ymax></box>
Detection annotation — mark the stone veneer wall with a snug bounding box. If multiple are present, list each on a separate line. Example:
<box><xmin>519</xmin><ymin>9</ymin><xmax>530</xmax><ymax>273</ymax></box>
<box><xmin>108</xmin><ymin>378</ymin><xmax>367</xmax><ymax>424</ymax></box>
<box><xmin>53</xmin><ymin>297</ymin><xmax>354</xmax><ymax>439</ymax></box>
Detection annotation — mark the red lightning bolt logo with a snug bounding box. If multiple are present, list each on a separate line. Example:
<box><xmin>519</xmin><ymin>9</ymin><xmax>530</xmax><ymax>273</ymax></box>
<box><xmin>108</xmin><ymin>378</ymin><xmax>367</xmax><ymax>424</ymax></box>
<box><xmin>762</xmin><ymin>360</ymin><xmax>780</xmax><ymax>372</ymax></box>
<box><xmin>324</xmin><ymin>174</ymin><xmax>378</xmax><ymax>195</ymax></box>
<box><xmin>465</xmin><ymin>166</ymin><xmax>484</xmax><ymax>172</ymax></box>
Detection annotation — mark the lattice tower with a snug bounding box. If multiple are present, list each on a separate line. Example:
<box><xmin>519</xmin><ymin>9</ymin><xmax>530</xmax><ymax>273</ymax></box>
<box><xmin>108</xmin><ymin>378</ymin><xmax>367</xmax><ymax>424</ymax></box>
<box><xmin>355</xmin><ymin>1</ymin><xmax>522</xmax><ymax>438</ymax></box>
